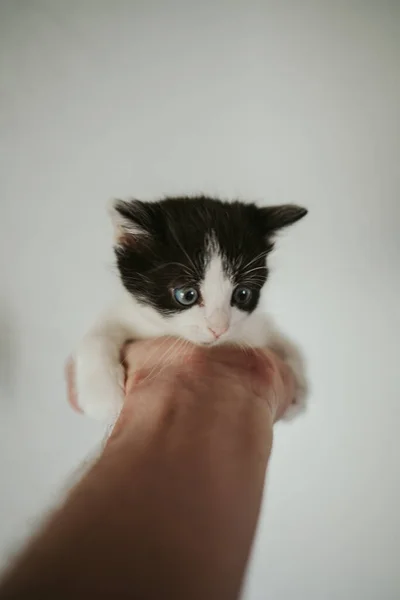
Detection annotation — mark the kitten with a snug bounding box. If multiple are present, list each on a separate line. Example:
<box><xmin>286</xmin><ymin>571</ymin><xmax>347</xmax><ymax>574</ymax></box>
<box><xmin>74</xmin><ymin>196</ymin><xmax>308</xmax><ymax>422</ymax></box>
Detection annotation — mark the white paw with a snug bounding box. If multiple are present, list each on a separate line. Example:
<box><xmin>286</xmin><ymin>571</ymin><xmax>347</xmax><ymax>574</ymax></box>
<box><xmin>267</xmin><ymin>332</ymin><xmax>308</xmax><ymax>421</ymax></box>
<box><xmin>75</xmin><ymin>364</ymin><xmax>125</xmax><ymax>423</ymax></box>
<box><xmin>282</xmin><ymin>350</ymin><xmax>308</xmax><ymax>421</ymax></box>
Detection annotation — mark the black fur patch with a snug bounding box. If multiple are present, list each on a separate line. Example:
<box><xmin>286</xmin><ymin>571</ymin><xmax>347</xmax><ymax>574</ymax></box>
<box><xmin>113</xmin><ymin>196</ymin><xmax>307</xmax><ymax>316</ymax></box>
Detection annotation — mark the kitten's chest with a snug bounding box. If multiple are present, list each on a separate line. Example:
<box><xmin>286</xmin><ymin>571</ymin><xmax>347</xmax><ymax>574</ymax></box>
<box><xmin>228</xmin><ymin>313</ymin><xmax>274</xmax><ymax>347</ymax></box>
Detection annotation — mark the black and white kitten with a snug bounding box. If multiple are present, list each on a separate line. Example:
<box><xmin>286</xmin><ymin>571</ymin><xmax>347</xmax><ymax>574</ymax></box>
<box><xmin>74</xmin><ymin>196</ymin><xmax>308</xmax><ymax>421</ymax></box>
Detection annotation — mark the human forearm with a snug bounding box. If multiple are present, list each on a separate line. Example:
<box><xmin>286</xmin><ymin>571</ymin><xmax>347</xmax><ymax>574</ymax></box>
<box><xmin>0</xmin><ymin>343</ymin><xmax>292</xmax><ymax>600</ymax></box>
<box><xmin>105</xmin><ymin>363</ymin><xmax>273</xmax><ymax>600</ymax></box>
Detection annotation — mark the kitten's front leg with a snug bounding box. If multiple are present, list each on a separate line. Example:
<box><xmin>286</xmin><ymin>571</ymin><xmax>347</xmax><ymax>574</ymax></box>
<box><xmin>74</xmin><ymin>320</ymin><xmax>132</xmax><ymax>422</ymax></box>
<box><xmin>234</xmin><ymin>316</ymin><xmax>308</xmax><ymax>420</ymax></box>
<box><xmin>267</xmin><ymin>330</ymin><xmax>308</xmax><ymax>420</ymax></box>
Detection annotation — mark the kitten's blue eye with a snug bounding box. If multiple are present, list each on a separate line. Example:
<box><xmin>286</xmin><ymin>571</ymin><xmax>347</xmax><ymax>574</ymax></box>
<box><xmin>233</xmin><ymin>286</ymin><xmax>252</xmax><ymax>306</ymax></box>
<box><xmin>173</xmin><ymin>287</ymin><xmax>199</xmax><ymax>307</ymax></box>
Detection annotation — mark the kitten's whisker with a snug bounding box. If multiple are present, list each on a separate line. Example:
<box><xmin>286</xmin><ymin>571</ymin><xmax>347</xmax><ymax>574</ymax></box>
<box><xmin>142</xmin><ymin>344</ymin><xmax>172</xmax><ymax>384</ymax></box>
<box><xmin>242</xmin><ymin>266</ymin><xmax>268</xmax><ymax>275</ymax></box>
<box><xmin>142</xmin><ymin>336</ymin><xmax>183</xmax><ymax>384</ymax></box>
<box><xmin>237</xmin><ymin>340</ymin><xmax>253</xmax><ymax>357</ymax></box>
<box><xmin>166</xmin><ymin>220</ymin><xmax>200</xmax><ymax>277</ymax></box>
<box><xmin>123</xmin><ymin>336</ymin><xmax>171</xmax><ymax>379</ymax></box>
<box><xmin>140</xmin><ymin>337</ymin><xmax>177</xmax><ymax>377</ymax></box>
<box><xmin>241</xmin><ymin>277</ymin><xmax>266</xmax><ymax>284</ymax></box>
<box><xmin>148</xmin><ymin>262</ymin><xmax>196</xmax><ymax>278</ymax></box>
<box><xmin>241</xmin><ymin>250</ymin><xmax>269</xmax><ymax>271</ymax></box>
<box><xmin>174</xmin><ymin>339</ymin><xmax>195</xmax><ymax>377</ymax></box>
<box><xmin>148</xmin><ymin>336</ymin><xmax>188</xmax><ymax>384</ymax></box>
<box><xmin>239</xmin><ymin>279</ymin><xmax>266</xmax><ymax>288</ymax></box>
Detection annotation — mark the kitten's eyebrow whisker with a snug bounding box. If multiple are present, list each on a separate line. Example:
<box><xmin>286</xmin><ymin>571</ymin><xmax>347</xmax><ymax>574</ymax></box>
<box><xmin>240</xmin><ymin>280</ymin><xmax>265</xmax><ymax>288</ymax></box>
<box><xmin>148</xmin><ymin>262</ymin><xmax>195</xmax><ymax>277</ymax></box>
<box><xmin>241</xmin><ymin>274</ymin><xmax>266</xmax><ymax>280</ymax></box>
<box><xmin>242</xmin><ymin>266</ymin><xmax>268</xmax><ymax>275</ymax></box>
<box><xmin>166</xmin><ymin>218</ymin><xmax>200</xmax><ymax>277</ymax></box>
<box><xmin>241</xmin><ymin>250</ymin><xmax>269</xmax><ymax>271</ymax></box>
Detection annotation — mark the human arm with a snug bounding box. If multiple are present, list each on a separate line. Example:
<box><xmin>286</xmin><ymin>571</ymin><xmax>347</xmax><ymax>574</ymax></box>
<box><xmin>0</xmin><ymin>339</ymin><xmax>294</xmax><ymax>600</ymax></box>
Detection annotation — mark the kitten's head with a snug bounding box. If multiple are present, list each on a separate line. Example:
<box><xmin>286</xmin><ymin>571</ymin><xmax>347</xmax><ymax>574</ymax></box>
<box><xmin>111</xmin><ymin>196</ymin><xmax>307</xmax><ymax>345</ymax></box>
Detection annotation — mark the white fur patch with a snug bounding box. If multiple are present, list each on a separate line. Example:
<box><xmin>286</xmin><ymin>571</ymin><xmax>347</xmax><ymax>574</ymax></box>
<box><xmin>201</xmin><ymin>245</ymin><xmax>233</xmax><ymax>338</ymax></box>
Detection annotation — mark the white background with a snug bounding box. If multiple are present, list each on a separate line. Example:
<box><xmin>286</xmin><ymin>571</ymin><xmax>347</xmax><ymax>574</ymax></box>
<box><xmin>0</xmin><ymin>1</ymin><xmax>399</xmax><ymax>598</ymax></box>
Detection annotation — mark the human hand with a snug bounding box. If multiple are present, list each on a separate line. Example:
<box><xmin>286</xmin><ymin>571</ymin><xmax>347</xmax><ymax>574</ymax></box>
<box><xmin>121</xmin><ymin>337</ymin><xmax>296</xmax><ymax>424</ymax></box>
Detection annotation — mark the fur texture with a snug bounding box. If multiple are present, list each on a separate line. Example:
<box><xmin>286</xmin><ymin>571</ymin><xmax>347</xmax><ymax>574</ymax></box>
<box><xmin>74</xmin><ymin>196</ymin><xmax>308</xmax><ymax>421</ymax></box>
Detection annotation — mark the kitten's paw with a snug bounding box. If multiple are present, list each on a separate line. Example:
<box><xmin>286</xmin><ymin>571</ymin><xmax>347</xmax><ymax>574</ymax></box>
<box><xmin>282</xmin><ymin>351</ymin><xmax>308</xmax><ymax>421</ymax></box>
<box><xmin>75</xmin><ymin>365</ymin><xmax>125</xmax><ymax>422</ymax></box>
<box><xmin>268</xmin><ymin>334</ymin><xmax>308</xmax><ymax>421</ymax></box>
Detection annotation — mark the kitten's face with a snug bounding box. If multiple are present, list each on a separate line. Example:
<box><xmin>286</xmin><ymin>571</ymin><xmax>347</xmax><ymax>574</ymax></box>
<box><xmin>112</xmin><ymin>196</ymin><xmax>307</xmax><ymax>345</ymax></box>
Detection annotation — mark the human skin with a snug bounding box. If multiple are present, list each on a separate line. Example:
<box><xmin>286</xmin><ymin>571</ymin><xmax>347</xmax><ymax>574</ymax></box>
<box><xmin>0</xmin><ymin>338</ymin><xmax>295</xmax><ymax>600</ymax></box>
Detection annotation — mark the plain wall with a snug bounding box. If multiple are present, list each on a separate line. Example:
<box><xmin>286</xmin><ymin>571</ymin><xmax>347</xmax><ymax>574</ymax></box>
<box><xmin>0</xmin><ymin>1</ymin><xmax>399</xmax><ymax>598</ymax></box>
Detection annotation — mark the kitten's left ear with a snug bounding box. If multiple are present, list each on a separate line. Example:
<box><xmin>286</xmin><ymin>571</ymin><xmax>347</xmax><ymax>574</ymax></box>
<box><xmin>260</xmin><ymin>204</ymin><xmax>308</xmax><ymax>234</ymax></box>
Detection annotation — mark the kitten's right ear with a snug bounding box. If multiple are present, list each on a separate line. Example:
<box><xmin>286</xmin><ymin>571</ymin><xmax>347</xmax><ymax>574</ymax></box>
<box><xmin>108</xmin><ymin>199</ymin><xmax>151</xmax><ymax>246</ymax></box>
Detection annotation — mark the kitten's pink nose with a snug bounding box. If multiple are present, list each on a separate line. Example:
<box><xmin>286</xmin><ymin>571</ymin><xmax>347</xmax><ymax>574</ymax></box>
<box><xmin>208</xmin><ymin>325</ymin><xmax>228</xmax><ymax>339</ymax></box>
